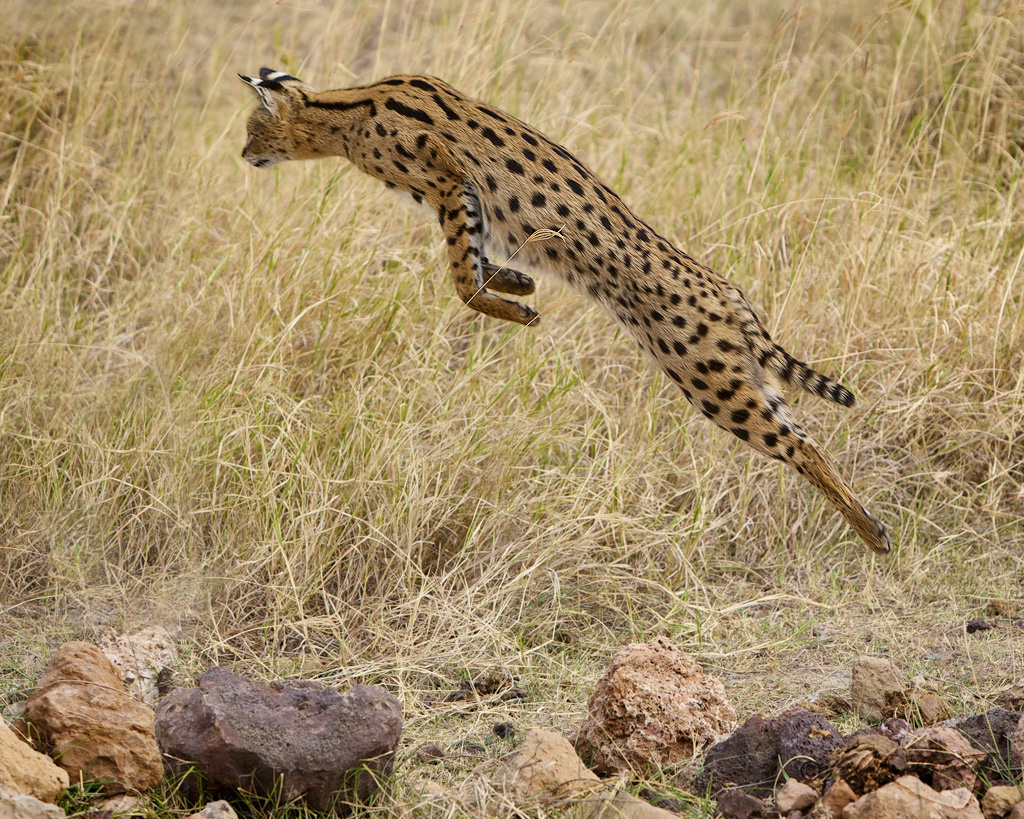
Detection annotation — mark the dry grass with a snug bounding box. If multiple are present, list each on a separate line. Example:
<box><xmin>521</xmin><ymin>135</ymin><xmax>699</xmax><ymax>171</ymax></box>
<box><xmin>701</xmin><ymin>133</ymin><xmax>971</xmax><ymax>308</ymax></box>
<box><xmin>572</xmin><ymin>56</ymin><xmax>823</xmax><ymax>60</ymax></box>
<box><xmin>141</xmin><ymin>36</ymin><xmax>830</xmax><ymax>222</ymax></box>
<box><xmin>1</xmin><ymin>0</ymin><xmax>1022</xmax><ymax>816</ymax></box>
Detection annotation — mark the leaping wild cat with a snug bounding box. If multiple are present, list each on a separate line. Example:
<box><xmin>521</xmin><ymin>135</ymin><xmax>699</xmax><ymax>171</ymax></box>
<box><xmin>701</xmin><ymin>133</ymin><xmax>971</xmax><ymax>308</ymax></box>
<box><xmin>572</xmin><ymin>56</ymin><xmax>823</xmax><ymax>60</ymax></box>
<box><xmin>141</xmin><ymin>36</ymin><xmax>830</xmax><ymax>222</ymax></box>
<box><xmin>239</xmin><ymin>68</ymin><xmax>891</xmax><ymax>554</ymax></box>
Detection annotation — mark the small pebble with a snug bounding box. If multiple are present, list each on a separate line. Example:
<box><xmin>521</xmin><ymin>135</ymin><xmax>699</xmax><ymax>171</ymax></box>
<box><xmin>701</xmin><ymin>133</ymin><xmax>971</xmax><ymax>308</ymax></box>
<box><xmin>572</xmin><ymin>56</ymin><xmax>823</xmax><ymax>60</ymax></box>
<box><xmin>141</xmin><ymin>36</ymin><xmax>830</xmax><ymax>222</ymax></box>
<box><xmin>493</xmin><ymin>721</ymin><xmax>515</xmax><ymax>738</ymax></box>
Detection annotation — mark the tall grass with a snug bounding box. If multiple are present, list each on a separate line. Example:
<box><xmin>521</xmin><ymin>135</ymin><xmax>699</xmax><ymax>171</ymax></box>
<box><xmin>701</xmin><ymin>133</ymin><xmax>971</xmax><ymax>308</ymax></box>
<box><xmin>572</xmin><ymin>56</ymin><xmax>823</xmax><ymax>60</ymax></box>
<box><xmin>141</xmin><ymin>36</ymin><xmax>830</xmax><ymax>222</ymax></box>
<box><xmin>1</xmin><ymin>0</ymin><xmax>1022</xmax><ymax>811</ymax></box>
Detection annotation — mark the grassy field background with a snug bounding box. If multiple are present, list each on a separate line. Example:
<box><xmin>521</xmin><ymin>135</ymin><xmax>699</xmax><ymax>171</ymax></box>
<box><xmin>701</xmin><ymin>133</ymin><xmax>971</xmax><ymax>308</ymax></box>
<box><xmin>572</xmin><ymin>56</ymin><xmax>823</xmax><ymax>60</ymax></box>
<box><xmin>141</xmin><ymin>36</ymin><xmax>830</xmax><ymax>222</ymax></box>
<box><xmin>1</xmin><ymin>0</ymin><xmax>1022</xmax><ymax>814</ymax></box>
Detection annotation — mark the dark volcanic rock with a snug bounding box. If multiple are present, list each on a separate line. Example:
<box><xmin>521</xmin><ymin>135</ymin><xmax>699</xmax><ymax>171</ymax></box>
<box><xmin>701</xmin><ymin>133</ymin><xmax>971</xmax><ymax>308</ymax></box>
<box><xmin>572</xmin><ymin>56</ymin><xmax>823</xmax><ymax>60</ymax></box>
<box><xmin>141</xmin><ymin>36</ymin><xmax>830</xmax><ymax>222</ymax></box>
<box><xmin>950</xmin><ymin>708</ymin><xmax>1022</xmax><ymax>779</ymax></box>
<box><xmin>695</xmin><ymin>714</ymin><xmax>780</xmax><ymax>797</ymax></box>
<box><xmin>778</xmin><ymin>710</ymin><xmax>845</xmax><ymax>782</ymax></box>
<box><xmin>695</xmin><ymin>709</ymin><xmax>841</xmax><ymax>797</ymax></box>
<box><xmin>155</xmin><ymin>667</ymin><xmax>401</xmax><ymax>810</ymax></box>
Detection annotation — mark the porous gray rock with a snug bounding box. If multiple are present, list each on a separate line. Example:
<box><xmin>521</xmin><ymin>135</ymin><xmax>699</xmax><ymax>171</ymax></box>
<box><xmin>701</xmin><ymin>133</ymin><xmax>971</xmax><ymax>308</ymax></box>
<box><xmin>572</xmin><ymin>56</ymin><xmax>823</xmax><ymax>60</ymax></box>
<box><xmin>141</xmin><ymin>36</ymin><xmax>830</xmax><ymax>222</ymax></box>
<box><xmin>18</xmin><ymin>642</ymin><xmax>162</xmax><ymax>794</ymax></box>
<box><xmin>155</xmin><ymin>667</ymin><xmax>402</xmax><ymax>810</ymax></box>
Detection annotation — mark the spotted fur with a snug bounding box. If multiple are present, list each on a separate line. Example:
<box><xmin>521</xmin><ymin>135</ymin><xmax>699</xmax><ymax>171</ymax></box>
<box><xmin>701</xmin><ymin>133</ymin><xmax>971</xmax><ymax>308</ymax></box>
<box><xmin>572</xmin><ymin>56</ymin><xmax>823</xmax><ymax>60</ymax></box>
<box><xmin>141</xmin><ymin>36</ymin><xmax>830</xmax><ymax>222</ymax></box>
<box><xmin>239</xmin><ymin>69</ymin><xmax>891</xmax><ymax>553</ymax></box>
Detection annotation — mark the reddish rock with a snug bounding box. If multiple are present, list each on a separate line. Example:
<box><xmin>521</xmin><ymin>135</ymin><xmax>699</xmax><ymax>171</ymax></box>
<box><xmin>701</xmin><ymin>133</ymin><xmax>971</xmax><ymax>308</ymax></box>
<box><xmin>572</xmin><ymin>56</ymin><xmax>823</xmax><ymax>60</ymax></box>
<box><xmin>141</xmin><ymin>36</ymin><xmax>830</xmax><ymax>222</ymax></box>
<box><xmin>815</xmin><ymin>778</ymin><xmax>856</xmax><ymax>817</ymax></box>
<box><xmin>774</xmin><ymin>779</ymin><xmax>817</xmax><ymax>812</ymax></box>
<box><xmin>843</xmin><ymin>774</ymin><xmax>983</xmax><ymax>818</ymax></box>
<box><xmin>906</xmin><ymin>724</ymin><xmax>988</xmax><ymax>792</ymax></box>
<box><xmin>155</xmin><ymin>667</ymin><xmax>401</xmax><ymax>810</ymax></box>
<box><xmin>575</xmin><ymin>637</ymin><xmax>735</xmax><ymax>775</ymax></box>
<box><xmin>19</xmin><ymin>642</ymin><xmax>162</xmax><ymax>794</ymax></box>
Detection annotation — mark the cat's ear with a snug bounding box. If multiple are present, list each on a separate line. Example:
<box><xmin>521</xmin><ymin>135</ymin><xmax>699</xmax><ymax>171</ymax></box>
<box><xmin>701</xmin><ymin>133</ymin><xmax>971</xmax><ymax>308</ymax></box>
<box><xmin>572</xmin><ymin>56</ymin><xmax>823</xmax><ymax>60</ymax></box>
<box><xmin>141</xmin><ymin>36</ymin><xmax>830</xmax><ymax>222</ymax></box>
<box><xmin>238</xmin><ymin>72</ymin><xmax>283</xmax><ymax>116</ymax></box>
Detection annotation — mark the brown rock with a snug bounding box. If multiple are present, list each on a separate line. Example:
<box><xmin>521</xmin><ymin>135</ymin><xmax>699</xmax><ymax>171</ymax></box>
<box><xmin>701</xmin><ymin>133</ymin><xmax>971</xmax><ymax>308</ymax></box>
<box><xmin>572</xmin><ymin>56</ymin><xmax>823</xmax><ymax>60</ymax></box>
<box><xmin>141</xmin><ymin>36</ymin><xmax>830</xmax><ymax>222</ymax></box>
<box><xmin>0</xmin><ymin>720</ymin><xmax>68</xmax><ymax>803</ymax></box>
<box><xmin>908</xmin><ymin>679</ymin><xmax>951</xmax><ymax>726</ymax></box>
<box><xmin>0</xmin><ymin>785</ymin><xmax>66</xmax><ymax>819</ymax></box>
<box><xmin>575</xmin><ymin>637</ymin><xmax>735</xmax><ymax>775</ymax></box>
<box><xmin>19</xmin><ymin>642</ymin><xmax>162</xmax><ymax>794</ymax></box>
<box><xmin>1010</xmin><ymin>713</ymin><xmax>1024</xmax><ymax>767</ymax></box>
<box><xmin>156</xmin><ymin>667</ymin><xmax>401</xmax><ymax>810</ymax></box>
<box><xmin>1008</xmin><ymin>803</ymin><xmax>1024</xmax><ymax>819</ymax></box>
<box><xmin>842</xmin><ymin>775</ymin><xmax>983</xmax><ymax>818</ymax></box>
<box><xmin>829</xmin><ymin>731</ymin><xmax>907</xmax><ymax>795</ymax></box>
<box><xmin>995</xmin><ymin>686</ymin><xmax>1024</xmax><ymax>712</ymax></box>
<box><xmin>981</xmin><ymin>786</ymin><xmax>1023</xmax><ymax>819</ymax></box>
<box><xmin>851</xmin><ymin>656</ymin><xmax>904</xmax><ymax>722</ymax></box>
<box><xmin>905</xmin><ymin>725</ymin><xmax>988</xmax><ymax>792</ymax></box>
<box><xmin>775</xmin><ymin>779</ymin><xmax>818</xmax><ymax>812</ymax></box>
<box><xmin>715</xmin><ymin>789</ymin><xmax>770</xmax><ymax>819</ymax></box>
<box><xmin>815</xmin><ymin>778</ymin><xmax>856</xmax><ymax>817</ymax></box>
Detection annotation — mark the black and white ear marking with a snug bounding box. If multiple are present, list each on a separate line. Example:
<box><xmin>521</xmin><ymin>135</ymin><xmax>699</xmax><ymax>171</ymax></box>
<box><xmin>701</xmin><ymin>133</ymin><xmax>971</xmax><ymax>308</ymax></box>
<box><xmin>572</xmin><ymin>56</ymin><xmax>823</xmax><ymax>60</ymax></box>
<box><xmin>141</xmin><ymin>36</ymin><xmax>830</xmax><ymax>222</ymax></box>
<box><xmin>238</xmin><ymin>72</ymin><xmax>280</xmax><ymax>115</ymax></box>
<box><xmin>259</xmin><ymin>67</ymin><xmax>301</xmax><ymax>84</ymax></box>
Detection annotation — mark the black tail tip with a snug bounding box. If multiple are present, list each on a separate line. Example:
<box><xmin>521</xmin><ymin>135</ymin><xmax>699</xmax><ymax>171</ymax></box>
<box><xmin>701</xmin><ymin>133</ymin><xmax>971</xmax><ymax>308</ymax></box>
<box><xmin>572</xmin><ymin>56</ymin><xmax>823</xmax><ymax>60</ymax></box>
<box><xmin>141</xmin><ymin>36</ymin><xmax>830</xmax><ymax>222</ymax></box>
<box><xmin>831</xmin><ymin>383</ymin><xmax>856</xmax><ymax>407</ymax></box>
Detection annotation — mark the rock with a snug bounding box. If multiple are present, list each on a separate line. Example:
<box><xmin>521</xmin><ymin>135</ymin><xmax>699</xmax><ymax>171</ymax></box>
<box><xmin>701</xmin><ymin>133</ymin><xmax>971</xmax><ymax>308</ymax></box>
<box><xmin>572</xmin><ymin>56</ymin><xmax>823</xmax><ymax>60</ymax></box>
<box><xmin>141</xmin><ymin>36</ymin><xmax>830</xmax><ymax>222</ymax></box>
<box><xmin>851</xmin><ymin>656</ymin><xmax>904</xmax><ymax>722</ymax></box>
<box><xmin>695</xmin><ymin>714</ymin><xmax>780</xmax><ymax>797</ymax></box>
<box><xmin>1011</xmin><ymin>713</ymin><xmax>1024</xmax><ymax>767</ymax></box>
<box><xmin>829</xmin><ymin>731</ymin><xmax>907</xmax><ymax>795</ymax></box>
<box><xmin>981</xmin><ymin>786</ymin><xmax>1023</xmax><ymax>819</ymax></box>
<box><xmin>907</xmin><ymin>678</ymin><xmax>951</xmax><ymax>726</ymax></box>
<box><xmin>951</xmin><ymin>709</ymin><xmax>1022</xmax><ymax>774</ymax></box>
<box><xmin>714</xmin><ymin>789</ymin><xmax>770</xmax><ymax>819</ymax></box>
<box><xmin>493</xmin><ymin>721</ymin><xmax>514</xmax><ymax>738</ymax></box>
<box><xmin>696</xmin><ymin>710</ymin><xmax>842</xmax><ymax>797</ymax></box>
<box><xmin>184</xmin><ymin>801</ymin><xmax>237</xmax><ymax>819</ymax></box>
<box><xmin>637</xmin><ymin>787</ymin><xmax>688</xmax><ymax>814</ymax></box>
<box><xmin>496</xmin><ymin>727</ymin><xmax>601</xmax><ymax>801</ymax></box>
<box><xmin>905</xmin><ymin>725</ymin><xmax>988</xmax><ymax>792</ymax></box>
<box><xmin>966</xmin><ymin>618</ymin><xmax>993</xmax><ymax>634</ymax></box>
<box><xmin>155</xmin><ymin>667</ymin><xmax>401</xmax><ymax>810</ymax></box>
<box><xmin>996</xmin><ymin>686</ymin><xmax>1024</xmax><ymax>712</ymax></box>
<box><xmin>777</xmin><ymin>710</ymin><xmax>844</xmax><ymax>782</ymax></box>
<box><xmin>18</xmin><ymin>642</ymin><xmax>162</xmax><ymax>794</ymax></box>
<box><xmin>415</xmin><ymin>743</ymin><xmax>445</xmax><ymax>762</ymax></box>
<box><xmin>774</xmin><ymin>779</ymin><xmax>817</xmax><ymax>812</ymax></box>
<box><xmin>0</xmin><ymin>720</ymin><xmax>68</xmax><ymax>803</ymax></box>
<box><xmin>1009</xmin><ymin>803</ymin><xmax>1024</xmax><ymax>819</ymax></box>
<box><xmin>842</xmin><ymin>775</ymin><xmax>983</xmax><ymax>818</ymax></box>
<box><xmin>0</xmin><ymin>785</ymin><xmax>66</xmax><ymax>819</ymax></box>
<box><xmin>96</xmin><ymin>796</ymin><xmax>147</xmax><ymax>816</ymax></box>
<box><xmin>575</xmin><ymin>637</ymin><xmax>735</xmax><ymax>775</ymax></box>
<box><xmin>97</xmin><ymin>627</ymin><xmax>176</xmax><ymax>707</ymax></box>
<box><xmin>815</xmin><ymin>778</ymin><xmax>856</xmax><ymax>817</ymax></box>
<box><xmin>495</xmin><ymin>728</ymin><xmax>678</xmax><ymax>819</ymax></box>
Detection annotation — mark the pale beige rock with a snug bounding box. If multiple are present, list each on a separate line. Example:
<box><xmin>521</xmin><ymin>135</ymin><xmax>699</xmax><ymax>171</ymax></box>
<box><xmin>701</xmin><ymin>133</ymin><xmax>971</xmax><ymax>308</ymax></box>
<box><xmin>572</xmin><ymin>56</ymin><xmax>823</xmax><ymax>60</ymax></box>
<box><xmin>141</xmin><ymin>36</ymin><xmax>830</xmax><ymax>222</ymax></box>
<box><xmin>1007</xmin><ymin>802</ymin><xmax>1024</xmax><ymax>819</ymax></box>
<box><xmin>0</xmin><ymin>785</ymin><xmax>66</xmax><ymax>819</ymax></box>
<box><xmin>842</xmin><ymin>775</ymin><xmax>983</xmax><ymax>819</ymax></box>
<box><xmin>0</xmin><ymin>721</ymin><xmax>68</xmax><ymax>803</ymax></box>
<box><xmin>185</xmin><ymin>801</ymin><xmax>238</xmax><ymax>819</ymax></box>
<box><xmin>97</xmin><ymin>627</ymin><xmax>176</xmax><ymax>707</ymax></box>
<box><xmin>816</xmin><ymin>778</ymin><xmax>856</xmax><ymax>817</ymax></box>
<box><xmin>982</xmin><ymin>786</ymin><xmax>1023</xmax><ymax>819</ymax></box>
<box><xmin>497</xmin><ymin>727</ymin><xmax>602</xmax><ymax>801</ymax></box>
<box><xmin>20</xmin><ymin>642</ymin><xmax>162</xmax><ymax>794</ymax></box>
<box><xmin>495</xmin><ymin>728</ymin><xmax>677</xmax><ymax>819</ymax></box>
<box><xmin>776</xmin><ymin>779</ymin><xmax>818</xmax><ymax>812</ymax></box>
<box><xmin>576</xmin><ymin>637</ymin><xmax>736</xmax><ymax>775</ymax></box>
<box><xmin>98</xmin><ymin>795</ymin><xmax>148</xmax><ymax>816</ymax></box>
<box><xmin>851</xmin><ymin>656</ymin><xmax>904</xmax><ymax>722</ymax></box>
